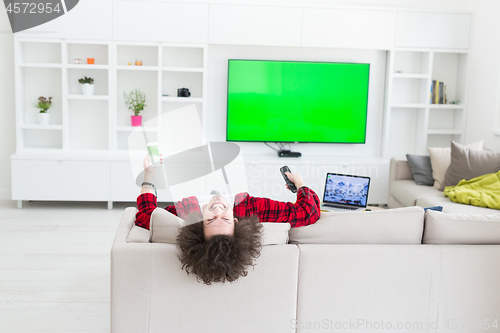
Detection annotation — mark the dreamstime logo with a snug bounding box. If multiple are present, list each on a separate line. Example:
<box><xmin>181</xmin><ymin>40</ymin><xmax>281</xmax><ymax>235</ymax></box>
<box><xmin>129</xmin><ymin>104</ymin><xmax>249</xmax><ymax>205</ymax></box>
<box><xmin>4</xmin><ymin>0</ymin><xmax>79</xmax><ymax>33</ymax></box>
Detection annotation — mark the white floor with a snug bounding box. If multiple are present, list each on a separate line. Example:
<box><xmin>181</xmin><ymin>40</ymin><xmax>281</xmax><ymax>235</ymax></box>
<box><xmin>0</xmin><ymin>200</ymin><xmax>135</xmax><ymax>332</ymax></box>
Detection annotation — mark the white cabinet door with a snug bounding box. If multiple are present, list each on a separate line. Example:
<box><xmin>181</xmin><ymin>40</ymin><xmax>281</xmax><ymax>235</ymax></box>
<box><xmin>12</xmin><ymin>159</ymin><xmax>110</xmax><ymax>201</ymax></box>
<box><xmin>15</xmin><ymin>0</ymin><xmax>113</xmax><ymax>40</ymax></box>
<box><xmin>395</xmin><ymin>12</ymin><xmax>471</xmax><ymax>49</ymax></box>
<box><xmin>113</xmin><ymin>1</ymin><xmax>209</xmax><ymax>43</ymax></box>
<box><xmin>302</xmin><ymin>8</ymin><xmax>396</xmax><ymax>50</ymax></box>
<box><xmin>208</xmin><ymin>4</ymin><xmax>302</xmax><ymax>47</ymax></box>
<box><xmin>110</xmin><ymin>161</ymin><xmax>142</xmax><ymax>202</ymax></box>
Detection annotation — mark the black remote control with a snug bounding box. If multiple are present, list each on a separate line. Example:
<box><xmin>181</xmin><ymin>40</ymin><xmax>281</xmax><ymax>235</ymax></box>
<box><xmin>280</xmin><ymin>166</ymin><xmax>297</xmax><ymax>193</ymax></box>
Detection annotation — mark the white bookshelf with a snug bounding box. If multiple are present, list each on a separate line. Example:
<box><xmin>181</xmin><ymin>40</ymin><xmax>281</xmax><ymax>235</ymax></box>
<box><xmin>382</xmin><ymin>49</ymin><xmax>468</xmax><ymax>157</ymax></box>
<box><xmin>13</xmin><ymin>38</ymin><xmax>207</xmax><ymax>153</ymax></box>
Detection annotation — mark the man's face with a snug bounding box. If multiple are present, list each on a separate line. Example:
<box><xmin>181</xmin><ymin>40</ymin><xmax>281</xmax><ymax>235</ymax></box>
<box><xmin>202</xmin><ymin>194</ymin><xmax>236</xmax><ymax>239</ymax></box>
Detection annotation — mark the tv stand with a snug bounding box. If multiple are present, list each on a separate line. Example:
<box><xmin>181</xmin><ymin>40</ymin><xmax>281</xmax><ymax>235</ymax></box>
<box><xmin>278</xmin><ymin>149</ymin><xmax>302</xmax><ymax>158</ymax></box>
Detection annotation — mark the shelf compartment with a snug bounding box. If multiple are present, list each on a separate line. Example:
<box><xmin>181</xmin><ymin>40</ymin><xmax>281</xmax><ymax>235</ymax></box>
<box><xmin>161</xmin><ymin>101</ymin><xmax>204</xmax><ymax>136</ymax></box>
<box><xmin>385</xmin><ymin>107</ymin><xmax>427</xmax><ymax>156</ymax></box>
<box><xmin>117</xmin><ymin>130</ymin><xmax>158</xmax><ymax>151</ymax></box>
<box><xmin>428</xmin><ymin>108</ymin><xmax>463</xmax><ymax>134</ymax></box>
<box><xmin>66</xmin><ymin>43</ymin><xmax>109</xmax><ymax>65</ymax></box>
<box><xmin>393</xmin><ymin>51</ymin><xmax>430</xmax><ymax>75</ymax></box>
<box><xmin>117</xmin><ymin>45</ymin><xmax>158</xmax><ymax>67</ymax></box>
<box><xmin>68</xmin><ymin>100</ymin><xmax>108</xmax><ymax>150</ymax></box>
<box><xmin>67</xmin><ymin>68</ymin><xmax>109</xmax><ymax>96</ymax></box>
<box><xmin>432</xmin><ymin>52</ymin><xmax>468</xmax><ymax>104</ymax></box>
<box><xmin>162</xmin><ymin>46</ymin><xmax>204</xmax><ymax>68</ymax></box>
<box><xmin>117</xmin><ymin>70</ymin><xmax>158</xmax><ymax>127</ymax></box>
<box><xmin>22</xmin><ymin>128</ymin><xmax>62</xmax><ymax>149</ymax></box>
<box><xmin>427</xmin><ymin>134</ymin><xmax>462</xmax><ymax>149</ymax></box>
<box><xmin>162</xmin><ymin>72</ymin><xmax>203</xmax><ymax>99</ymax></box>
<box><xmin>20</xmin><ymin>41</ymin><xmax>61</xmax><ymax>64</ymax></box>
<box><xmin>22</xmin><ymin>67</ymin><xmax>63</xmax><ymax>126</ymax></box>
<box><xmin>391</xmin><ymin>77</ymin><xmax>430</xmax><ymax>105</ymax></box>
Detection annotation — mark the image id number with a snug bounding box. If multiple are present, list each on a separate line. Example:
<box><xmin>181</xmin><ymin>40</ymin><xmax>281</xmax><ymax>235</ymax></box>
<box><xmin>6</xmin><ymin>2</ymin><xmax>62</xmax><ymax>14</ymax></box>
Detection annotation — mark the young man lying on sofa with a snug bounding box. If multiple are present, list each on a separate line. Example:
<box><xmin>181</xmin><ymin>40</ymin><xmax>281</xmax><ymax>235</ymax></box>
<box><xmin>135</xmin><ymin>156</ymin><xmax>321</xmax><ymax>285</ymax></box>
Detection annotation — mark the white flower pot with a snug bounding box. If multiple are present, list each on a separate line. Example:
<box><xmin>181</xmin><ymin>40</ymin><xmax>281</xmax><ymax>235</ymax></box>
<box><xmin>38</xmin><ymin>112</ymin><xmax>50</xmax><ymax>125</ymax></box>
<box><xmin>81</xmin><ymin>83</ymin><xmax>95</xmax><ymax>96</ymax></box>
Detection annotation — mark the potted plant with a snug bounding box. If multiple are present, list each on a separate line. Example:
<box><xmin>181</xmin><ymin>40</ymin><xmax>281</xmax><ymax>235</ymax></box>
<box><xmin>123</xmin><ymin>89</ymin><xmax>146</xmax><ymax>126</ymax></box>
<box><xmin>78</xmin><ymin>76</ymin><xmax>94</xmax><ymax>96</ymax></box>
<box><xmin>33</xmin><ymin>96</ymin><xmax>52</xmax><ymax>125</ymax></box>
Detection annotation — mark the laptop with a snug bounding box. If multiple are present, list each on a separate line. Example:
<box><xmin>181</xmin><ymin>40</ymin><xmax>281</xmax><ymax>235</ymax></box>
<box><xmin>320</xmin><ymin>173</ymin><xmax>371</xmax><ymax>212</ymax></box>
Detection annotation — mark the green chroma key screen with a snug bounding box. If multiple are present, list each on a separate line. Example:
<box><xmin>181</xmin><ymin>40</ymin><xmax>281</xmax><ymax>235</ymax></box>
<box><xmin>226</xmin><ymin>59</ymin><xmax>370</xmax><ymax>143</ymax></box>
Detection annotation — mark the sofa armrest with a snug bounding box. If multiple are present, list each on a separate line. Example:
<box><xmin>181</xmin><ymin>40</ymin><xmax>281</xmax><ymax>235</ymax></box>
<box><xmin>390</xmin><ymin>157</ymin><xmax>414</xmax><ymax>182</ymax></box>
<box><xmin>111</xmin><ymin>207</ymin><xmax>152</xmax><ymax>333</ymax></box>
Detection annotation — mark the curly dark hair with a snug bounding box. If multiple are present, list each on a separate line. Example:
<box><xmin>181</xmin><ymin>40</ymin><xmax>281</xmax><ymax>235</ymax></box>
<box><xmin>176</xmin><ymin>215</ymin><xmax>263</xmax><ymax>285</ymax></box>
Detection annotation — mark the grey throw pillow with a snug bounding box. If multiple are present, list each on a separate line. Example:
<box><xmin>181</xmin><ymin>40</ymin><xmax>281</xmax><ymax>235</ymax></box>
<box><xmin>441</xmin><ymin>141</ymin><xmax>500</xmax><ymax>190</ymax></box>
<box><xmin>406</xmin><ymin>154</ymin><xmax>434</xmax><ymax>186</ymax></box>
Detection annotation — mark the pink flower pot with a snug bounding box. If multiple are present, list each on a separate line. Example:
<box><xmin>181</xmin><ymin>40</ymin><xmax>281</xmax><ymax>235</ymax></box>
<box><xmin>131</xmin><ymin>115</ymin><xmax>142</xmax><ymax>126</ymax></box>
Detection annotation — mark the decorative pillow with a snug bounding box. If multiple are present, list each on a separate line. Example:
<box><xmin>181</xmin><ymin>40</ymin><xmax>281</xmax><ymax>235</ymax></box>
<box><xmin>441</xmin><ymin>141</ymin><xmax>500</xmax><ymax>190</ymax></box>
<box><xmin>406</xmin><ymin>154</ymin><xmax>434</xmax><ymax>186</ymax></box>
<box><xmin>288</xmin><ymin>206</ymin><xmax>424</xmax><ymax>244</ymax></box>
<box><xmin>150</xmin><ymin>208</ymin><xmax>290</xmax><ymax>245</ymax></box>
<box><xmin>428</xmin><ymin>140</ymin><xmax>483</xmax><ymax>190</ymax></box>
<box><xmin>423</xmin><ymin>210</ymin><xmax>500</xmax><ymax>244</ymax></box>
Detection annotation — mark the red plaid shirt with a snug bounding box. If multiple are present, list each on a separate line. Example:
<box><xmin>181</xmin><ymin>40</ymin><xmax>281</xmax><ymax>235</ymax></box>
<box><xmin>135</xmin><ymin>186</ymin><xmax>321</xmax><ymax>230</ymax></box>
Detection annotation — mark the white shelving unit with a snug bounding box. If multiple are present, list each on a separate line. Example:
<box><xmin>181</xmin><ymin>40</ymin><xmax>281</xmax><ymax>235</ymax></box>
<box><xmin>12</xmin><ymin>37</ymin><xmax>207</xmax><ymax>207</ymax></box>
<box><xmin>382</xmin><ymin>49</ymin><xmax>468</xmax><ymax>157</ymax></box>
<box><xmin>14</xmin><ymin>38</ymin><xmax>207</xmax><ymax>152</ymax></box>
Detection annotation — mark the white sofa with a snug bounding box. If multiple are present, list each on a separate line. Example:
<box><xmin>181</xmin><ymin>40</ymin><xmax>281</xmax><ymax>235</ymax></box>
<box><xmin>389</xmin><ymin>157</ymin><xmax>499</xmax><ymax>215</ymax></box>
<box><xmin>111</xmin><ymin>206</ymin><xmax>500</xmax><ymax>333</ymax></box>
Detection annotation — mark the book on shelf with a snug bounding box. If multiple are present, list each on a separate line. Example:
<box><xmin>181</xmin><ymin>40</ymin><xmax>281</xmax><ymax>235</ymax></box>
<box><xmin>431</xmin><ymin>80</ymin><xmax>447</xmax><ymax>104</ymax></box>
<box><xmin>439</xmin><ymin>81</ymin><xmax>444</xmax><ymax>104</ymax></box>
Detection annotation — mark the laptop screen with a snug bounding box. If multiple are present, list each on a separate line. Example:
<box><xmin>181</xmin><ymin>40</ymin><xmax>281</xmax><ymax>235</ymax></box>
<box><xmin>322</xmin><ymin>173</ymin><xmax>370</xmax><ymax>207</ymax></box>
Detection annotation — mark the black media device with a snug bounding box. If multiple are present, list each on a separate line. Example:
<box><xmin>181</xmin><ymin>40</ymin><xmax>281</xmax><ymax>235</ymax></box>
<box><xmin>278</xmin><ymin>150</ymin><xmax>302</xmax><ymax>158</ymax></box>
<box><xmin>280</xmin><ymin>165</ymin><xmax>297</xmax><ymax>193</ymax></box>
<box><xmin>177</xmin><ymin>88</ymin><xmax>191</xmax><ymax>97</ymax></box>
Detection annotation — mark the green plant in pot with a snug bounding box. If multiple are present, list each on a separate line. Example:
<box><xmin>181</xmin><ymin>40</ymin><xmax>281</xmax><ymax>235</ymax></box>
<box><xmin>33</xmin><ymin>96</ymin><xmax>52</xmax><ymax>125</ymax></box>
<box><xmin>123</xmin><ymin>89</ymin><xmax>146</xmax><ymax>126</ymax></box>
<box><xmin>78</xmin><ymin>76</ymin><xmax>94</xmax><ymax>96</ymax></box>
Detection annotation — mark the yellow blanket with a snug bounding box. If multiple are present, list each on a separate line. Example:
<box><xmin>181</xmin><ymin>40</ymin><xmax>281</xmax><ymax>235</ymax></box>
<box><xmin>443</xmin><ymin>171</ymin><xmax>500</xmax><ymax>210</ymax></box>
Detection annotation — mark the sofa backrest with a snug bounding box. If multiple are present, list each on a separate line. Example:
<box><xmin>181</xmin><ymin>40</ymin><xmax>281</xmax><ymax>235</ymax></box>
<box><xmin>289</xmin><ymin>206</ymin><xmax>425</xmax><ymax>244</ymax></box>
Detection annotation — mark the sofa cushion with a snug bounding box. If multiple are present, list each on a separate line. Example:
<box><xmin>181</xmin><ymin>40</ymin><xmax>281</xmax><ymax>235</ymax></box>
<box><xmin>423</xmin><ymin>210</ymin><xmax>500</xmax><ymax>244</ymax></box>
<box><xmin>288</xmin><ymin>206</ymin><xmax>424</xmax><ymax>244</ymax></box>
<box><xmin>406</xmin><ymin>154</ymin><xmax>434</xmax><ymax>186</ymax></box>
<box><xmin>428</xmin><ymin>140</ymin><xmax>483</xmax><ymax>190</ymax></box>
<box><xmin>150</xmin><ymin>208</ymin><xmax>290</xmax><ymax>245</ymax></box>
<box><xmin>416</xmin><ymin>195</ymin><xmax>500</xmax><ymax>215</ymax></box>
<box><xmin>441</xmin><ymin>141</ymin><xmax>500</xmax><ymax>190</ymax></box>
<box><xmin>390</xmin><ymin>180</ymin><xmax>442</xmax><ymax>206</ymax></box>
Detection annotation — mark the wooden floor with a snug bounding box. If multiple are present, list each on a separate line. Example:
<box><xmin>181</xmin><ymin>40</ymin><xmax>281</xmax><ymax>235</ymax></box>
<box><xmin>0</xmin><ymin>200</ymin><xmax>133</xmax><ymax>332</ymax></box>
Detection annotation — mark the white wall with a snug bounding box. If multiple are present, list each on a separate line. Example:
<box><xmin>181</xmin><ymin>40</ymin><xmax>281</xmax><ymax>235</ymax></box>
<box><xmin>207</xmin><ymin>44</ymin><xmax>386</xmax><ymax>157</ymax></box>
<box><xmin>0</xmin><ymin>8</ymin><xmax>15</xmax><ymax>200</ymax></box>
<box><xmin>465</xmin><ymin>0</ymin><xmax>500</xmax><ymax>151</ymax></box>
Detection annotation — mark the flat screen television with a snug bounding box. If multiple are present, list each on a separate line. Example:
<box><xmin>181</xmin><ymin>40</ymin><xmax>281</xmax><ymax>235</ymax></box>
<box><xmin>226</xmin><ymin>59</ymin><xmax>370</xmax><ymax>143</ymax></box>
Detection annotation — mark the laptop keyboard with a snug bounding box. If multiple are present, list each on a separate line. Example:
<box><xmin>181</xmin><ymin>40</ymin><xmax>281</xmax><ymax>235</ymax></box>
<box><xmin>323</xmin><ymin>203</ymin><xmax>358</xmax><ymax>210</ymax></box>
